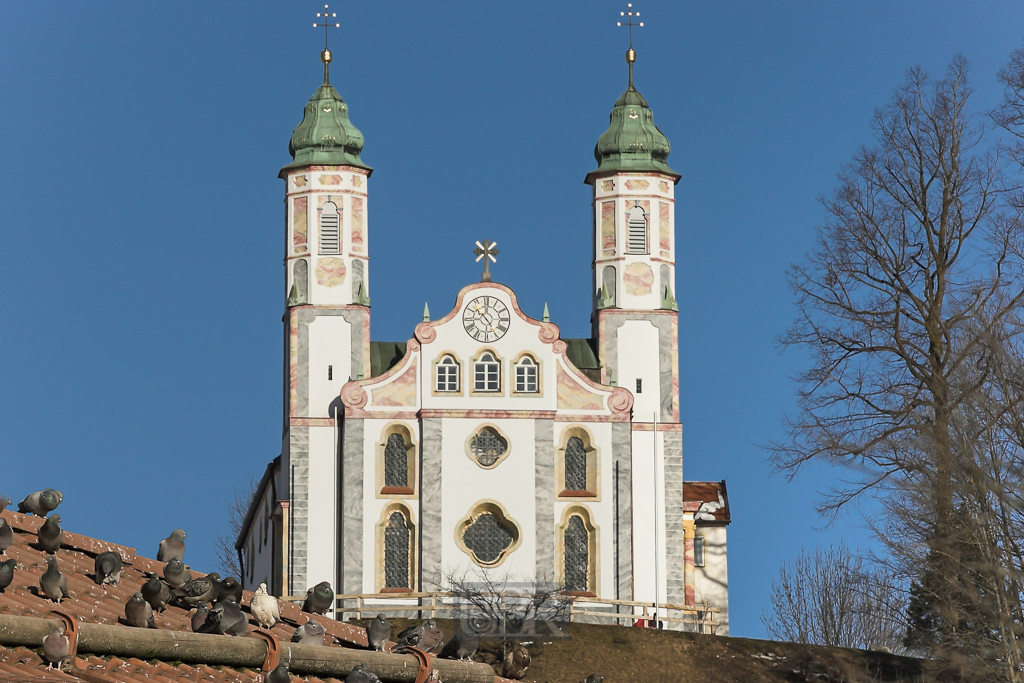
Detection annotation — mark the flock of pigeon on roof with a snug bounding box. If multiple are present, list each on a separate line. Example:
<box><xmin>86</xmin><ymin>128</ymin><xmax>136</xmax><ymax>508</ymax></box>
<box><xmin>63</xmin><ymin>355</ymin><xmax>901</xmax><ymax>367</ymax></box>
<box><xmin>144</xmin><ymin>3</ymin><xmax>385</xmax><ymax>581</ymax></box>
<box><xmin>0</xmin><ymin>489</ymin><xmax>609</xmax><ymax>683</ymax></box>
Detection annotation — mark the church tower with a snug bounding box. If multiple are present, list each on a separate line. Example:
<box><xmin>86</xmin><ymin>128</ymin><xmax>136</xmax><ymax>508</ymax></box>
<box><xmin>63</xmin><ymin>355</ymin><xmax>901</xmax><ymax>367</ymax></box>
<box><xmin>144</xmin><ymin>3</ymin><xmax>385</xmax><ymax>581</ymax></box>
<box><xmin>587</xmin><ymin>35</ymin><xmax>686</xmax><ymax>611</ymax></box>
<box><xmin>277</xmin><ymin>41</ymin><xmax>372</xmax><ymax>596</ymax></box>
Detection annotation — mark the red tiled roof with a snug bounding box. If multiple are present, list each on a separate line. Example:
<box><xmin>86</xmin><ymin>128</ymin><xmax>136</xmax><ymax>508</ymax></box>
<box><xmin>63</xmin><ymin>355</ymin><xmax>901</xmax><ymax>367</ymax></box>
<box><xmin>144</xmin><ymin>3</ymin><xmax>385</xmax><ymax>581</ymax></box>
<box><xmin>682</xmin><ymin>480</ymin><xmax>731</xmax><ymax>523</ymax></box>
<box><xmin>0</xmin><ymin>508</ymin><xmax>482</xmax><ymax>683</ymax></box>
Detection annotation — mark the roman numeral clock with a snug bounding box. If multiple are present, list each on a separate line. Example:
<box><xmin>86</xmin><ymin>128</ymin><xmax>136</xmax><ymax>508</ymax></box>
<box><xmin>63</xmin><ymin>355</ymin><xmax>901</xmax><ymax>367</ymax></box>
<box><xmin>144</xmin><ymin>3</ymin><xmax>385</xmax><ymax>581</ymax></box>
<box><xmin>463</xmin><ymin>295</ymin><xmax>510</xmax><ymax>342</ymax></box>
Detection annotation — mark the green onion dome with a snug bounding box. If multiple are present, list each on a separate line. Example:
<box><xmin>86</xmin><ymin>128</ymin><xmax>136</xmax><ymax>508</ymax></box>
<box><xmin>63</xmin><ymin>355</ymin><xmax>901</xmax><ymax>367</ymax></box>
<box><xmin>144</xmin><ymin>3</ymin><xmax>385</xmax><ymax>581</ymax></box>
<box><xmin>587</xmin><ymin>82</ymin><xmax>678</xmax><ymax>183</ymax></box>
<box><xmin>281</xmin><ymin>72</ymin><xmax>372</xmax><ymax>175</ymax></box>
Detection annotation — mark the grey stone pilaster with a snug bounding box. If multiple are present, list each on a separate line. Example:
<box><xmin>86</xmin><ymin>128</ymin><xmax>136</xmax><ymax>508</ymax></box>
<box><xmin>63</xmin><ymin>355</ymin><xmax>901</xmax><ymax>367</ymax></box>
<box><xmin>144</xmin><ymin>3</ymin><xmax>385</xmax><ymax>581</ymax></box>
<box><xmin>288</xmin><ymin>426</ymin><xmax>310</xmax><ymax>595</ymax></box>
<box><xmin>420</xmin><ymin>418</ymin><xmax>443</xmax><ymax>591</ymax></box>
<box><xmin>341</xmin><ymin>419</ymin><xmax>364</xmax><ymax>595</ymax></box>
<box><xmin>534</xmin><ymin>419</ymin><xmax>555</xmax><ymax>584</ymax></box>
<box><xmin>597</xmin><ymin>312</ymin><xmax>676</xmax><ymax>422</ymax></box>
<box><xmin>612</xmin><ymin>422</ymin><xmax>633</xmax><ymax>603</ymax></box>
<box><xmin>663</xmin><ymin>429</ymin><xmax>685</xmax><ymax>607</ymax></box>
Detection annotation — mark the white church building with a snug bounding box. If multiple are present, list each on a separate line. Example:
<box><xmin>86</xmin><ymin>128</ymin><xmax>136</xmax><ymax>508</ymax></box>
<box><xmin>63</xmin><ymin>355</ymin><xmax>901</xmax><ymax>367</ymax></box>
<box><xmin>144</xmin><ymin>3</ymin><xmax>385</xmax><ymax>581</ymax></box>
<box><xmin>238</xmin><ymin>35</ymin><xmax>732</xmax><ymax>633</ymax></box>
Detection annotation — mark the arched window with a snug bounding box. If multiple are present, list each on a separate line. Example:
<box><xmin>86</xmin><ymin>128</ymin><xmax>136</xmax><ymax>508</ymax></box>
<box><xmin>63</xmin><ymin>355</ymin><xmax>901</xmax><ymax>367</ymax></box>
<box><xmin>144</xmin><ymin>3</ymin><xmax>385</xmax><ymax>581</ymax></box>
<box><xmin>627</xmin><ymin>204</ymin><xmax>648</xmax><ymax>255</ymax></box>
<box><xmin>384</xmin><ymin>433</ymin><xmax>409</xmax><ymax>488</ymax></box>
<box><xmin>564</xmin><ymin>515</ymin><xmax>589</xmax><ymax>593</ymax></box>
<box><xmin>436</xmin><ymin>355</ymin><xmax>460</xmax><ymax>392</ymax></box>
<box><xmin>474</xmin><ymin>352</ymin><xmax>500</xmax><ymax>392</ymax></box>
<box><xmin>319</xmin><ymin>200</ymin><xmax>340</xmax><ymax>254</ymax></box>
<box><xmin>565</xmin><ymin>437</ymin><xmax>587</xmax><ymax>492</ymax></box>
<box><xmin>291</xmin><ymin>259</ymin><xmax>308</xmax><ymax>304</ymax></box>
<box><xmin>514</xmin><ymin>357</ymin><xmax>539</xmax><ymax>393</ymax></box>
<box><xmin>384</xmin><ymin>511</ymin><xmax>411</xmax><ymax>589</ymax></box>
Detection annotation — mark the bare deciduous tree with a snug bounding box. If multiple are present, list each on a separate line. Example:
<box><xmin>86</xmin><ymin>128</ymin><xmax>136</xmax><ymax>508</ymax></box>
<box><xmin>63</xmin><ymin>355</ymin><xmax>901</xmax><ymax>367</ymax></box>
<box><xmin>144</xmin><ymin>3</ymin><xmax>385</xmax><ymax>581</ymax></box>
<box><xmin>761</xmin><ymin>544</ymin><xmax>909</xmax><ymax>654</ymax></box>
<box><xmin>214</xmin><ymin>475</ymin><xmax>258</xmax><ymax>579</ymax></box>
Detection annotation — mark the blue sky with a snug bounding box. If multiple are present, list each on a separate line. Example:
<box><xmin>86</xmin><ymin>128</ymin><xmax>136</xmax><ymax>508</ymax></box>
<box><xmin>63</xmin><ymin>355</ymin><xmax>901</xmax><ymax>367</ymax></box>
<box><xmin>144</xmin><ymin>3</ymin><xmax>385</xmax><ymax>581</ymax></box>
<box><xmin>2</xmin><ymin>1</ymin><xmax>1022</xmax><ymax>638</ymax></box>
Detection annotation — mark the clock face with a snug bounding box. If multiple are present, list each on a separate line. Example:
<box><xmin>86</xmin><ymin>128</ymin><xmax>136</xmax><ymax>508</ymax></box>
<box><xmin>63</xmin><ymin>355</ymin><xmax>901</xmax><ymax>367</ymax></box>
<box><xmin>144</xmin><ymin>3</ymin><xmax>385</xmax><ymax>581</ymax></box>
<box><xmin>463</xmin><ymin>295</ymin><xmax>510</xmax><ymax>342</ymax></box>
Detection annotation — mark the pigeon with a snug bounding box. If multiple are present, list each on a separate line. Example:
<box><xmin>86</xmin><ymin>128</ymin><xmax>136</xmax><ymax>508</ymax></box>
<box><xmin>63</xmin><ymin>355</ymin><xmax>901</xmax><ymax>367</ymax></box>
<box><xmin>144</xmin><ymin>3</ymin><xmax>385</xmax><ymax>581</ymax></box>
<box><xmin>157</xmin><ymin>529</ymin><xmax>186</xmax><ymax>563</ymax></box>
<box><xmin>291</xmin><ymin>617</ymin><xmax>326</xmax><ymax>646</ymax></box>
<box><xmin>142</xmin><ymin>576</ymin><xmax>172</xmax><ymax>612</ymax></box>
<box><xmin>0</xmin><ymin>558</ymin><xmax>15</xmax><ymax>593</ymax></box>
<box><xmin>250</xmin><ymin>582</ymin><xmax>280</xmax><ymax>629</ymax></box>
<box><xmin>301</xmin><ymin>581</ymin><xmax>333</xmax><ymax>615</ymax></box>
<box><xmin>580</xmin><ymin>675</ymin><xmax>604</xmax><ymax>683</ymax></box>
<box><xmin>125</xmin><ymin>592</ymin><xmax>157</xmax><ymax>628</ymax></box>
<box><xmin>503</xmin><ymin>645</ymin><xmax>531</xmax><ymax>680</ymax></box>
<box><xmin>366</xmin><ymin>613</ymin><xmax>391</xmax><ymax>652</ymax></box>
<box><xmin>39</xmin><ymin>556</ymin><xmax>69</xmax><ymax>603</ymax></box>
<box><xmin>438</xmin><ymin>617</ymin><xmax>482</xmax><ymax>661</ymax></box>
<box><xmin>172</xmin><ymin>572</ymin><xmax>221</xmax><ymax>606</ymax></box>
<box><xmin>266</xmin><ymin>661</ymin><xmax>292</xmax><ymax>683</ymax></box>
<box><xmin>163</xmin><ymin>558</ymin><xmax>189</xmax><ymax>589</ymax></box>
<box><xmin>392</xmin><ymin>621</ymin><xmax>424</xmax><ymax>652</ymax></box>
<box><xmin>394</xmin><ymin>619</ymin><xmax>443</xmax><ymax>653</ymax></box>
<box><xmin>41</xmin><ymin>628</ymin><xmax>69</xmax><ymax>671</ymax></box>
<box><xmin>36</xmin><ymin>514</ymin><xmax>62</xmax><ymax>554</ymax></box>
<box><xmin>202</xmin><ymin>595</ymin><xmax>248</xmax><ymax>637</ymax></box>
<box><xmin>345</xmin><ymin>664</ymin><xmax>382</xmax><ymax>683</ymax></box>
<box><xmin>0</xmin><ymin>496</ymin><xmax>12</xmax><ymax>555</ymax></box>
<box><xmin>218</xmin><ymin>576</ymin><xmax>243</xmax><ymax>603</ymax></box>
<box><xmin>94</xmin><ymin>551</ymin><xmax>123</xmax><ymax>588</ymax></box>
<box><xmin>190</xmin><ymin>605</ymin><xmax>210</xmax><ymax>633</ymax></box>
<box><xmin>18</xmin><ymin>489</ymin><xmax>62</xmax><ymax>517</ymax></box>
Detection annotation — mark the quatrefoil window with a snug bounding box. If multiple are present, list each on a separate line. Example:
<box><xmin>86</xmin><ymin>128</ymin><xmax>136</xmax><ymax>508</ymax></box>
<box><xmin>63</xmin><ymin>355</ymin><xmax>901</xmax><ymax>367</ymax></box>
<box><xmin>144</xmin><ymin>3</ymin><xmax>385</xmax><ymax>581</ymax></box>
<box><xmin>470</xmin><ymin>428</ymin><xmax>507</xmax><ymax>467</ymax></box>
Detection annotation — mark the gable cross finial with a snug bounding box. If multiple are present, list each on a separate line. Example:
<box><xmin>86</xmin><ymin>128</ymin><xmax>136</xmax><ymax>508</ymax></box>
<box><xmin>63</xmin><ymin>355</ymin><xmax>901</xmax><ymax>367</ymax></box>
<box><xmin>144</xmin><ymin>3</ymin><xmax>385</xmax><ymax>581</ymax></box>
<box><xmin>314</xmin><ymin>4</ymin><xmax>341</xmax><ymax>83</ymax></box>
<box><xmin>474</xmin><ymin>240</ymin><xmax>499</xmax><ymax>283</ymax></box>
<box><xmin>617</xmin><ymin>3</ymin><xmax>643</xmax><ymax>86</ymax></box>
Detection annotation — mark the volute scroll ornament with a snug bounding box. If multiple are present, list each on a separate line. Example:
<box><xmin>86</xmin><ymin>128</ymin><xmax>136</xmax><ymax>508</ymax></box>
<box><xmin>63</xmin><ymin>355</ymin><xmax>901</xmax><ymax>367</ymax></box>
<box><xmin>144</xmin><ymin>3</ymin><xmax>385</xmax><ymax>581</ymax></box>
<box><xmin>415</xmin><ymin>322</ymin><xmax>436</xmax><ymax>344</ymax></box>
<box><xmin>608</xmin><ymin>387</ymin><xmax>634</xmax><ymax>414</ymax></box>
<box><xmin>341</xmin><ymin>382</ymin><xmax>368</xmax><ymax>409</ymax></box>
<box><xmin>538</xmin><ymin>323</ymin><xmax>560</xmax><ymax>344</ymax></box>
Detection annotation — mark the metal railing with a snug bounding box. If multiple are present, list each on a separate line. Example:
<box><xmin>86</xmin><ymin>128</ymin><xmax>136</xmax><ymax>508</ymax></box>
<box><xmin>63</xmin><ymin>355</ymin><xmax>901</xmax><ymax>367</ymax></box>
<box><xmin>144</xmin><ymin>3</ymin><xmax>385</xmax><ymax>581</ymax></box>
<box><xmin>282</xmin><ymin>591</ymin><xmax>720</xmax><ymax>634</ymax></box>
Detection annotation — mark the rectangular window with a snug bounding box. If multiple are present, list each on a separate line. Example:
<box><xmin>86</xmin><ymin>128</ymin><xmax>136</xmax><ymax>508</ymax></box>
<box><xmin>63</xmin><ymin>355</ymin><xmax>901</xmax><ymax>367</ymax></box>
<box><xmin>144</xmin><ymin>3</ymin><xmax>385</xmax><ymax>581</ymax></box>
<box><xmin>319</xmin><ymin>212</ymin><xmax>340</xmax><ymax>254</ymax></box>
<box><xmin>515</xmin><ymin>363</ymin><xmax>538</xmax><ymax>392</ymax></box>
<box><xmin>636</xmin><ymin>378</ymin><xmax>642</xmax><ymax>393</ymax></box>
<box><xmin>694</xmin><ymin>536</ymin><xmax>705</xmax><ymax>567</ymax></box>
<box><xmin>475</xmin><ymin>363</ymin><xmax>499</xmax><ymax>391</ymax></box>
<box><xmin>627</xmin><ymin>211</ymin><xmax>648</xmax><ymax>254</ymax></box>
<box><xmin>436</xmin><ymin>364</ymin><xmax>458</xmax><ymax>392</ymax></box>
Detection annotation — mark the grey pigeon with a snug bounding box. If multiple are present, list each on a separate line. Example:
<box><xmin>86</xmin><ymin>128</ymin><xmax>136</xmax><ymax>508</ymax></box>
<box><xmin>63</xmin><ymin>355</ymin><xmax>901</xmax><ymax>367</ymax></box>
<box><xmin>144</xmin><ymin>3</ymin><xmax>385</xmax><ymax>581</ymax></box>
<box><xmin>172</xmin><ymin>571</ymin><xmax>220</xmax><ymax>606</ymax></box>
<box><xmin>0</xmin><ymin>496</ymin><xmax>12</xmax><ymax>555</ymax></box>
<box><xmin>366</xmin><ymin>613</ymin><xmax>391</xmax><ymax>652</ymax></box>
<box><xmin>503</xmin><ymin>645</ymin><xmax>531</xmax><ymax>680</ymax></box>
<box><xmin>201</xmin><ymin>595</ymin><xmax>248</xmax><ymax>636</ymax></box>
<box><xmin>250</xmin><ymin>582</ymin><xmax>280</xmax><ymax>629</ymax></box>
<box><xmin>163</xmin><ymin>558</ymin><xmax>189</xmax><ymax>588</ymax></box>
<box><xmin>218</xmin><ymin>575</ymin><xmax>243</xmax><ymax>603</ymax></box>
<box><xmin>439</xmin><ymin>617</ymin><xmax>482</xmax><ymax>661</ymax></box>
<box><xmin>41</xmin><ymin>628</ymin><xmax>69</xmax><ymax>671</ymax></box>
<box><xmin>36</xmin><ymin>514</ymin><xmax>62</xmax><ymax>554</ymax></box>
<box><xmin>581</xmin><ymin>675</ymin><xmax>604</xmax><ymax>683</ymax></box>
<box><xmin>266</xmin><ymin>661</ymin><xmax>292</xmax><ymax>683</ymax></box>
<box><xmin>392</xmin><ymin>621</ymin><xmax>425</xmax><ymax>653</ymax></box>
<box><xmin>394</xmin><ymin>619</ymin><xmax>442</xmax><ymax>653</ymax></box>
<box><xmin>291</xmin><ymin>617</ymin><xmax>326</xmax><ymax>646</ymax></box>
<box><xmin>301</xmin><ymin>580</ymin><xmax>333</xmax><ymax>615</ymax></box>
<box><xmin>94</xmin><ymin>551</ymin><xmax>123</xmax><ymax>588</ymax></box>
<box><xmin>39</xmin><ymin>556</ymin><xmax>68</xmax><ymax>603</ymax></box>
<box><xmin>345</xmin><ymin>664</ymin><xmax>382</xmax><ymax>683</ymax></box>
<box><xmin>142</xmin><ymin>576</ymin><xmax>172</xmax><ymax>612</ymax></box>
<box><xmin>190</xmin><ymin>605</ymin><xmax>209</xmax><ymax>633</ymax></box>
<box><xmin>0</xmin><ymin>558</ymin><xmax>15</xmax><ymax>593</ymax></box>
<box><xmin>125</xmin><ymin>591</ymin><xmax>156</xmax><ymax>628</ymax></box>
<box><xmin>157</xmin><ymin>529</ymin><xmax>186</xmax><ymax>562</ymax></box>
<box><xmin>18</xmin><ymin>489</ymin><xmax>62</xmax><ymax>517</ymax></box>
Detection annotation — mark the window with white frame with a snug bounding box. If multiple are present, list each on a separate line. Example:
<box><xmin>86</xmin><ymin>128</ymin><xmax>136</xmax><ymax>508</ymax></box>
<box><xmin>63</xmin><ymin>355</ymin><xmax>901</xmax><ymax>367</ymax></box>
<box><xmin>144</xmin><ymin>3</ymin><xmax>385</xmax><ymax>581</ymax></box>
<box><xmin>474</xmin><ymin>353</ymin><xmax>500</xmax><ymax>392</ymax></box>
<box><xmin>694</xmin><ymin>535</ymin><xmax>706</xmax><ymax>567</ymax></box>
<box><xmin>436</xmin><ymin>355</ymin><xmax>459</xmax><ymax>392</ymax></box>
<box><xmin>515</xmin><ymin>357</ymin><xmax>538</xmax><ymax>393</ymax></box>
<box><xmin>319</xmin><ymin>200</ymin><xmax>340</xmax><ymax>254</ymax></box>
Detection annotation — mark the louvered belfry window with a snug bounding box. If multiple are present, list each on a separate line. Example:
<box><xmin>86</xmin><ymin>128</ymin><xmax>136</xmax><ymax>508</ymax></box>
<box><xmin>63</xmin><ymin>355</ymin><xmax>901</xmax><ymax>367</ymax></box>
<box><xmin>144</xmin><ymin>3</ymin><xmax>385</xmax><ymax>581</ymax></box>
<box><xmin>384</xmin><ymin>433</ymin><xmax>408</xmax><ymax>488</ymax></box>
<box><xmin>470</xmin><ymin>428</ymin><xmax>507</xmax><ymax>467</ymax></box>
<box><xmin>565</xmin><ymin>437</ymin><xmax>587</xmax><ymax>491</ymax></box>
<box><xmin>627</xmin><ymin>204</ymin><xmax>648</xmax><ymax>254</ymax></box>
<box><xmin>384</xmin><ymin>511</ymin><xmax>411</xmax><ymax>589</ymax></box>
<box><xmin>565</xmin><ymin>515</ymin><xmax>589</xmax><ymax>593</ymax></box>
<box><xmin>319</xmin><ymin>200</ymin><xmax>340</xmax><ymax>254</ymax></box>
<box><xmin>463</xmin><ymin>513</ymin><xmax>513</xmax><ymax>564</ymax></box>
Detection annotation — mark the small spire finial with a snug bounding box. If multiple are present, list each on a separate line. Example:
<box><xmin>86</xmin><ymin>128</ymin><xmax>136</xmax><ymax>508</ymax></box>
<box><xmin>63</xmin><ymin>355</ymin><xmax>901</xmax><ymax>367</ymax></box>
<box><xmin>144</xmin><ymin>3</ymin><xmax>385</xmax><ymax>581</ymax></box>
<box><xmin>542</xmin><ymin>303</ymin><xmax>550</xmax><ymax>323</ymax></box>
<box><xmin>313</xmin><ymin>4</ymin><xmax>341</xmax><ymax>83</ymax></box>
<box><xmin>473</xmin><ymin>240</ymin><xmax>499</xmax><ymax>283</ymax></box>
<box><xmin>423</xmin><ymin>302</ymin><xmax>431</xmax><ymax>322</ymax></box>
<box><xmin>617</xmin><ymin>3</ymin><xmax>643</xmax><ymax>87</ymax></box>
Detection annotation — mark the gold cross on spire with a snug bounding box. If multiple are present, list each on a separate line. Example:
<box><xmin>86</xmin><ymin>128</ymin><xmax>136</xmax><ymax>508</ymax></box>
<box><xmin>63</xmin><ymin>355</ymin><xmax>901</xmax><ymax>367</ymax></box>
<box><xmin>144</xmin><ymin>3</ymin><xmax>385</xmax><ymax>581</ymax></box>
<box><xmin>617</xmin><ymin>3</ymin><xmax>643</xmax><ymax>86</ymax></box>
<box><xmin>314</xmin><ymin>4</ymin><xmax>341</xmax><ymax>83</ymax></box>
<box><xmin>474</xmin><ymin>240</ymin><xmax>499</xmax><ymax>283</ymax></box>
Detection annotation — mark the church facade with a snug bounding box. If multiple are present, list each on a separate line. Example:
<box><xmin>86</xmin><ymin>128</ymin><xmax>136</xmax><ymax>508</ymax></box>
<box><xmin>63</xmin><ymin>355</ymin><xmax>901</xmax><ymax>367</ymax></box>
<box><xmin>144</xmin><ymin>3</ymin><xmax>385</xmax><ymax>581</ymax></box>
<box><xmin>238</xmin><ymin>43</ymin><xmax>732</xmax><ymax>633</ymax></box>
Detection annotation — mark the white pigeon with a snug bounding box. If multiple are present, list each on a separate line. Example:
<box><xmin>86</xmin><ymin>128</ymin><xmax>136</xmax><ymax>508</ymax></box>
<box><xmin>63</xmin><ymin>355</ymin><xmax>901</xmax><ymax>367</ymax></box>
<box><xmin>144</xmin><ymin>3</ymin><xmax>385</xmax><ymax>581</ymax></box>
<box><xmin>250</xmin><ymin>582</ymin><xmax>280</xmax><ymax>629</ymax></box>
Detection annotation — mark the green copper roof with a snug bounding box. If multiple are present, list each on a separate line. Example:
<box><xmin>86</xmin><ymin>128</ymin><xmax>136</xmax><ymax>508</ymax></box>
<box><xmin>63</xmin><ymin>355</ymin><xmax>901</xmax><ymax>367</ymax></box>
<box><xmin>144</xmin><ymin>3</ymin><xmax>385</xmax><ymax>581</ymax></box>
<box><xmin>587</xmin><ymin>82</ymin><xmax>679</xmax><ymax>183</ymax></box>
<box><xmin>281</xmin><ymin>76</ymin><xmax>372</xmax><ymax>175</ymax></box>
